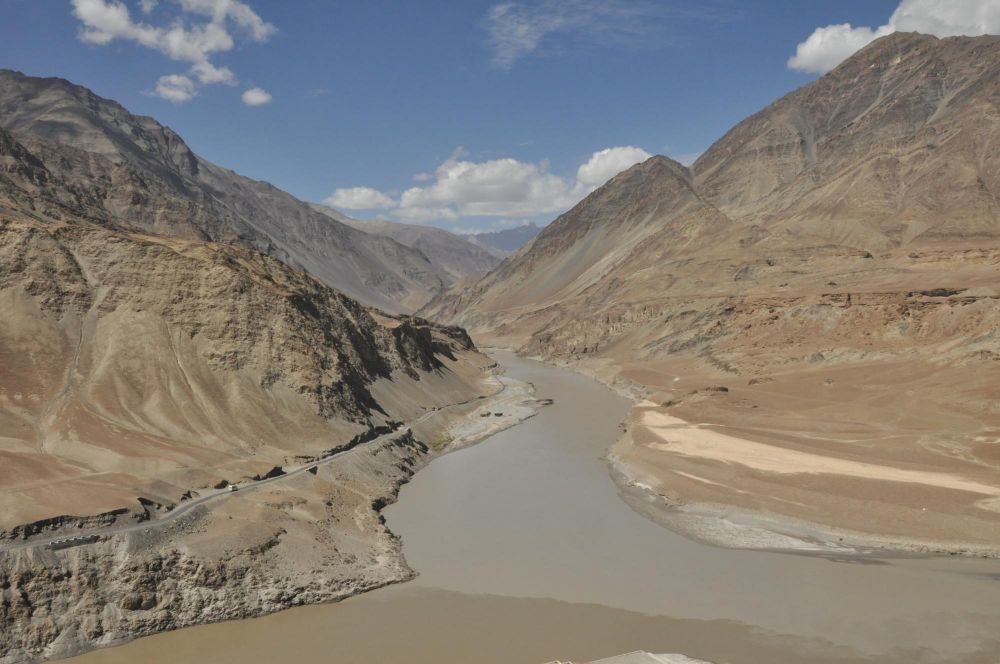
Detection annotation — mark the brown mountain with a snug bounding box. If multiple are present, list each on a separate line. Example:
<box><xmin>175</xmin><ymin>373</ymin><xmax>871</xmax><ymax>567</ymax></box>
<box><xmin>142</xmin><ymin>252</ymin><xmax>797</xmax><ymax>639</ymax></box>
<box><xmin>424</xmin><ymin>32</ymin><xmax>1000</xmax><ymax>552</ymax></box>
<box><xmin>0</xmin><ymin>77</ymin><xmax>502</xmax><ymax>660</ymax></box>
<box><xmin>0</xmin><ymin>69</ymin><xmax>444</xmax><ymax>313</ymax></box>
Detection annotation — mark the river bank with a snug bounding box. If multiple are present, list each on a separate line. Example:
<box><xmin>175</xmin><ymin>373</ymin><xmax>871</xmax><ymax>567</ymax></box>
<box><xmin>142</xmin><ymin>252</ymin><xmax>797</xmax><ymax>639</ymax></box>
<box><xmin>55</xmin><ymin>351</ymin><xmax>1000</xmax><ymax>664</ymax></box>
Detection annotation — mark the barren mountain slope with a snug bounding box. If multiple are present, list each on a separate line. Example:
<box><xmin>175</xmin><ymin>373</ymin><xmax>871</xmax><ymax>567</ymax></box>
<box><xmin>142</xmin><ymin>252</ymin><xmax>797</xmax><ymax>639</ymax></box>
<box><xmin>310</xmin><ymin>205</ymin><xmax>501</xmax><ymax>282</ymax></box>
<box><xmin>1</xmin><ymin>124</ymin><xmax>488</xmax><ymax>527</ymax></box>
<box><xmin>423</xmin><ymin>33</ymin><xmax>1000</xmax><ymax>552</ymax></box>
<box><xmin>0</xmin><ymin>69</ymin><xmax>442</xmax><ymax>313</ymax></box>
<box><xmin>694</xmin><ymin>32</ymin><xmax>1000</xmax><ymax>249</ymax></box>
<box><xmin>0</xmin><ymin>211</ymin><xmax>487</xmax><ymax>531</ymax></box>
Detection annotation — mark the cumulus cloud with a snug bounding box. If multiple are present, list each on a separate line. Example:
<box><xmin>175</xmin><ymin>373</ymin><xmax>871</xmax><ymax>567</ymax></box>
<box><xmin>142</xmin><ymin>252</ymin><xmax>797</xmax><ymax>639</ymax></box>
<box><xmin>177</xmin><ymin>0</ymin><xmax>275</xmax><ymax>41</ymax></box>
<box><xmin>398</xmin><ymin>156</ymin><xmax>572</xmax><ymax>218</ymax></box>
<box><xmin>574</xmin><ymin>146</ymin><xmax>652</xmax><ymax>191</ymax></box>
<box><xmin>789</xmin><ymin>0</ymin><xmax>1000</xmax><ymax>74</ymax></box>
<box><xmin>153</xmin><ymin>73</ymin><xmax>197</xmax><ymax>102</ymax></box>
<box><xmin>324</xmin><ymin>187</ymin><xmax>396</xmax><ymax>210</ymax></box>
<box><xmin>325</xmin><ymin>146</ymin><xmax>652</xmax><ymax>225</ymax></box>
<box><xmin>191</xmin><ymin>60</ymin><xmax>236</xmax><ymax>85</ymax></box>
<box><xmin>241</xmin><ymin>87</ymin><xmax>272</xmax><ymax>106</ymax></box>
<box><xmin>70</xmin><ymin>0</ymin><xmax>274</xmax><ymax>101</ymax></box>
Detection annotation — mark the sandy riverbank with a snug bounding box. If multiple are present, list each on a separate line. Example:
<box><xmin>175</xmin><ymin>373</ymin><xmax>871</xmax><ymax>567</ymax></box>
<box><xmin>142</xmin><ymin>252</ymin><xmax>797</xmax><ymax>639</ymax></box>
<box><xmin>501</xmin><ymin>348</ymin><xmax>1000</xmax><ymax>558</ymax></box>
<box><xmin>608</xmin><ymin>398</ymin><xmax>1000</xmax><ymax>558</ymax></box>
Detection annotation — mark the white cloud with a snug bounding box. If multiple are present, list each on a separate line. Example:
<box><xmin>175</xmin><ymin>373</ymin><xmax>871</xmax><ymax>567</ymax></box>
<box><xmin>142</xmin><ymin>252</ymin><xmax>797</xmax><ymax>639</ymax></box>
<box><xmin>789</xmin><ymin>0</ymin><xmax>1000</xmax><ymax>74</ymax></box>
<box><xmin>325</xmin><ymin>146</ymin><xmax>652</xmax><ymax>226</ymax></box>
<box><xmin>399</xmin><ymin>156</ymin><xmax>572</xmax><ymax>217</ymax></box>
<box><xmin>71</xmin><ymin>0</ymin><xmax>274</xmax><ymax>101</ymax></box>
<box><xmin>154</xmin><ymin>73</ymin><xmax>197</xmax><ymax>102</ymax></box>
<box><xmin>191</xmin><ymin>60</ymin><xmax>237</xmax><ymax>85</ymax></box>
<box><xmin>486</xmin><ymin>0</ymin><xmax>655</xmax><ymax>70</ymax></box>
<box><xmin>495</xmin><ymin>218</ymin><xmax>533</xmax><ymax>229</ymax></box>
<box><xmin>395</xmin><ymin>206</ymin><xmax>461</xmax><ymax>222</ymax></box>
<box><xmin>241</xmin><ymin>87</ymin><xmax>272</xmax><ymax>106</ymax></box>
<box><xmin>324</xmin><ymin>187</ymin><xmax>395</xmax><ymax>210</ymax></box>
<box><xmin>574</xmin><ymin>146</ymin><xmax>652</xmax><ymax>191</ymax></box>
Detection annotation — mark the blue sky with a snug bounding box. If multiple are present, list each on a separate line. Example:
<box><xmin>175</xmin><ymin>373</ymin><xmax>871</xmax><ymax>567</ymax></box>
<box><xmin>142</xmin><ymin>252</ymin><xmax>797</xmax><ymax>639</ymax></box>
<box><xmin>3</xmin><ymin>0</ymin><xmax>984</xmax><ymax>232</ymax></box>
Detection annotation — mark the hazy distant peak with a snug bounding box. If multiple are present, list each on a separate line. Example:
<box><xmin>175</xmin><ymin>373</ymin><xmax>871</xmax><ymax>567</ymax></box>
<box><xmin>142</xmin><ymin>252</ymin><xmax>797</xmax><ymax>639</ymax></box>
<box><xmin>309</xmin><ymin>204</ymin><xmax>501</xmax><ymax>283</ymax></box>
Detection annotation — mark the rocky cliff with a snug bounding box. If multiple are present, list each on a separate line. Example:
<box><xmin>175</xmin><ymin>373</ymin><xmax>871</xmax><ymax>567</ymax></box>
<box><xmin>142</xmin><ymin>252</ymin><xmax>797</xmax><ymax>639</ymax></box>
<box><xmin>0</xmin><ymin>430</ymin><xmax>432</xmax><ymax>664</ymax></box>
<box><xmin>0</xmin><ymin>208</ymin><xmax>483</xmax><ymax>531</ymax></box>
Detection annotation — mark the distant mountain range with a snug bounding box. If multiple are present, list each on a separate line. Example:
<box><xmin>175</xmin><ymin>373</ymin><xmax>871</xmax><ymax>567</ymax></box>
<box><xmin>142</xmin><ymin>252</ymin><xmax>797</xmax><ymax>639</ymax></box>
<box><xmin>309</xmin><ymin>205</ymin><xmax>502</xmax><ymax>283</ymax></box>
<box><xmin>464</xmin><ymin>223</ymin><xmax>541</xmax><ymax>256</ymax></box>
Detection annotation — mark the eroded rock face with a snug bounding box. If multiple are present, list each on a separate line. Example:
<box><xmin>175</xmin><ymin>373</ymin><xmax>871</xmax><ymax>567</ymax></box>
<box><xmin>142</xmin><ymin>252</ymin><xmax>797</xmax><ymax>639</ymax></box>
<box><xmin>0</xmin><ymin>67</ymin><xmax>495</xmax><ymax>663</ymax></box>
<box><xmin>0</xmin><ymin>432</ymin><xmax>431</xmax><ymax>664</ymax></box>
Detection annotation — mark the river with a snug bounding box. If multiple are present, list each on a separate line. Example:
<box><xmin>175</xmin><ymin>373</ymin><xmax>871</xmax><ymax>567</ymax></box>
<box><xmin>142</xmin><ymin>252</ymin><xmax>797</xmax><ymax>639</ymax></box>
<box><xmin>70</xmin><ymin>352</ymin><xmax>1000</xmax><ymax>663</ymax></box>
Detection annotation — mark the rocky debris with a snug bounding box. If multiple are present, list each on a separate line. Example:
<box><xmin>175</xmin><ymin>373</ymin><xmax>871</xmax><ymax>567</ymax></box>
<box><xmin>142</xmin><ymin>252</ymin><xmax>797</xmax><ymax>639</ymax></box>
<box><xmin>1</xmin><ymin>510</ymin><xmax>132</xmax><ymax>543</ymax></box>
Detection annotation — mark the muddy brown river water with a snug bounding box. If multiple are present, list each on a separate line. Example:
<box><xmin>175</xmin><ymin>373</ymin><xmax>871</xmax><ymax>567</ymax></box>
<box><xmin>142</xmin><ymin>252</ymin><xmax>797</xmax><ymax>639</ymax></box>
<box><xmin>70</xmin><ymin>352</ymin><xmax>1000</xmax><ymax>663</ymax></box>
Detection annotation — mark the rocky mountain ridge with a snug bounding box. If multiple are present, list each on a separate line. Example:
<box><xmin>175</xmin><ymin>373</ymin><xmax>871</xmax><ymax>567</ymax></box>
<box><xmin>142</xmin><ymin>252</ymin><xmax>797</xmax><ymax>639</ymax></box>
<box><xmin>0</xmin><ymin>69</ymin><xmax>443</xmax><ymax>313</ymax></box>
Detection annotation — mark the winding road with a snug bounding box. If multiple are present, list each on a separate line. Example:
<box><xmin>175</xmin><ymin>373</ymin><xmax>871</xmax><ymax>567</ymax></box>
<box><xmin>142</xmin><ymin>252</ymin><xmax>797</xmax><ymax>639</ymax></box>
<box><xmin>3</xmin><ymin>374</ymin><xmax>508</xmax><ymax>553</ymax></box>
